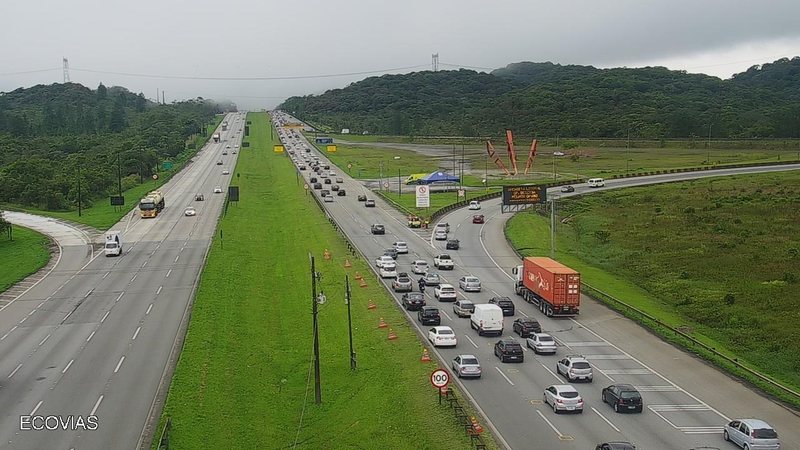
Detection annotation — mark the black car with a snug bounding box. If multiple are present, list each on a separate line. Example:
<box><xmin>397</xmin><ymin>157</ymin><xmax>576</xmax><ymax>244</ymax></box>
<box><xmin>310</xmin><ymin>177</ymin><xmax>318</xmax><ymax>183</ymax></box>
<box><xmin>298</xmin><ymin>165</ymin><xmax>306</xmax><ymax>170</ymax></box>
<box><xmin>418</xmin><ymin>306</ymin><xmax>441</xmax><ymax>325</ymax></box>
<box><xmin>561</xmin><ymin>185</ymin><xmax>575</xmax><ymax>193</ymax></box>
<box><xmin>401</xmin><ymin>292</ymin><xmax>425</xmax><ymax>310</ymax></box>
<box><xmin>446</xmin><ymin>239</ymin><xmax>460</xmax><ymax>250</ymax></box>
<box><xmin>595</xmin><ymin>443</ymin><xmax>636</xmax><ymax>450</ymax></box>
<box><xmin>195</xmin><ymin>194</ymin><xmax>205</xmax><ymax>201</ymax></box>
<box><xmin>323</xmin><ymin>164</ymin><xmax>330</xmax><ymax>170</ymax></box>
<box><xmin>384</xmin><ymin>248</ymin><xmax>398</xmax><ymax>259</ymax></box>
<box><xmin>371</xmin><ymin>224</ymin><xmax>385</xmax><ymax>235</ymax></box>
<box><xmin>494</xmin><ymin>339</ymin><xmax>524</xmax><ymax>363</ymax></box>
<box><xmin>357</xmin><ymin>194</ymin><xmax>367</xmax><ymax>202</ymax></box>
<box><xmin>601</xmin><ymin>384</ymin><xmax>643</xmax><ymax>413</ymax></box>
<box><xmin>331</xmin><ymin>184</ymin><xmax>340</xmax><ymax>191</ymax></box>
<box><xmin>512</xmin><ymin>317</ymin><xmax>541</xmax><ymax>337</ymax></box>
<box><xmin>321</xmin><ymin>190</ymin><xmax>330</xmax><ymax>197</ymax></box>
<box><xmin>313</xmin><ymin>183</ymin><xmax>322</xmax><ymax>190</ymax></box>
<box><xmin>489</xmin><ymin>296</ymin><xmax>516</xmax><ymax>316</ymax></box>
<box><xmin>337</xmin><ymin>189</ymin><xmax>346</xmax><ymax>196</ymax></box>
<box><xmin>324</xmin><ymin>178</ymin><xmax>332</xmax><ymax>184</ymax></box>
<box><xmin>216</xmin><ymin>160</ymin><xmax>223</xmax><ymax>165</ymax></box>
<box><xmin>365</xmin><ymin>199</ymin><xmax>376</xmax><ymax>207</ymax></box>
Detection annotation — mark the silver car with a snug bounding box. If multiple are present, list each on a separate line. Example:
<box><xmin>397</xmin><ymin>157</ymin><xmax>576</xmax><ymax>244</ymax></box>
<box><xmin>543</xmin><ymin>384</ymin><xmax>584</xmax><ymax>414</ymax></box>
<box><xmin>422</xmin><ymin>272</ymin><xmax>441</xmax><ymax>286</ymax></box>
<box><xmin>724</xmin><ymin>418</ymin><xmax>780</xmax><ymax>450</ymax></box>
<box><xmin>452</xmin><ymin>355</ymin><xmax>481</xmax><ymax>378</ymax></box>
<box><xmin>557</xmin><ymin>355</ymin><xmax>593</xmax><ymax>382</ymax></box>
<box><xmin>458</xmin><ymin>276</ymin><xmax>482</xmax><ymax>292</ymax></box>
<box><xmin>434</xmin><ymin>230</ymin><xmax>447</xmax><ymax>240</ymax></box>
<box><xmin>452</xmin><ymin>299</ymin><xmax>475</xmax><ymax>318</ymax></box>
<box><xmin>527</xmin><ymin>333</ymin><xmax>557</xmax><ymax>354</ymax></box>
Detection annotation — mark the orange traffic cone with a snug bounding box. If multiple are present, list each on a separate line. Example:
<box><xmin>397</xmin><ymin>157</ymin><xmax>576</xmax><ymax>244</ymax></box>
<box><xmin>387</xmin><ymin>329</ymin><xmax>398</xmax><ymax>340</ymax></box>
<box><xmin>367</xmin><ymin>300</ymin><xmax>377</xmax><ymax>310</ymax></box>
<box><xmin>323</xmin><ymin>249</ymin><xmax>331</xmax><ymax>260</ymax></box>
<box><xmin>354</xmin><ymin>271</ymin><xmax>363</xmax><ymax>280</ymax></box>
<box><xmin>378</xmin><ymin>317</ymin><xmax>388</xmax><ymax>328</ymax></box>
<box><xmin>469</xmin><ymin>417</ymin><xmax>484</xmax><ymax>435</ymax></box>
<box><xmin>344</xmin><ymin>259</ymin><xmax>352</xmax><ymax>268</ymax></box>
<box><xmin>359</xmin><ymin>278</ymin><xmax>368</xmax><ymax>288</ymax></box>
<box><xmin>420</xmin><ymin>348</ymin><xmax>431</xmax><ymax>362</ymax></box>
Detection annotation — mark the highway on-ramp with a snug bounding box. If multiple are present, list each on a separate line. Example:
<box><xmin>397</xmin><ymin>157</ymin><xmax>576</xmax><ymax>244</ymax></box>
<box><xmin>0</xmin><ymin>113</ymin><xmax>245</xmax><ymax>449</ymax></box>
<box><xmin>277</xmin><ymin>112</ymin><xmax>800</xmax><ymax>450</ymax></box>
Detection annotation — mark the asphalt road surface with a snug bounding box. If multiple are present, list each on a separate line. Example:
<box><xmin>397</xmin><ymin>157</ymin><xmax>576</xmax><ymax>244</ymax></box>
<box><xmin>277</xmin><ymin>112</ymin><xmax>800</xmax><ymax>450</ymax></box>
<box><xmin>0</xmin><ymin>112</ymin><xmax>245</xmax><ymax>449</ymax></box>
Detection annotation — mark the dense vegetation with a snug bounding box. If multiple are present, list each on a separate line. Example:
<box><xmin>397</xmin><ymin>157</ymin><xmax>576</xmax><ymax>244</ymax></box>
<box><xmin>280</xmin><ymin>57</ymin><xmax>800</xmax><ymax>139</ymax></box>
<box><xmin>0</xmin><ymin>83</ymin><xmax>226</xmax><ymax>210</ymax></box>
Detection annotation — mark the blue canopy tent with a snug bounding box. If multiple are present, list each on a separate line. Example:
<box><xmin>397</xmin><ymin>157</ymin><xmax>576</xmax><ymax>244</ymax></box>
<box><xmin>419</xmin><ymin>171</ymin><xmax>460</xmax><ymax>185</ymax></box>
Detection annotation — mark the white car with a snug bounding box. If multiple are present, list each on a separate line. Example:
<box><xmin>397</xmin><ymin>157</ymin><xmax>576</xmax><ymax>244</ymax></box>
<box><xmin>329</xmin><ymin>171</ymin><xmax>336</xmax><ymax>176</ymax></box>
<box><xmin>213</xmin><ymin>186</ymin><xmax>223</xmax><ymax>193</ymax></box>
<box><xmin>428</xmin><ymin>326</ymin><xmax>457</xmax><ymax>347</ymax></box>
<box><xmin>393</xmin><ymin>241</ymin><xmax>409</xmax><ymax>254</ymax></box>
<box><xmin>433</xmin><ymin>254</ymin><xmax>454</xmax><ymax>270</ymax></box>
<box><xmin>543</xmin><ymin>385</ymin><xmax>584</xmax><ymax>414</ymax></box>
<box><xmin>411</xmin><ymin>260</ymin><xmax>429</xmax><ymax>274</ymax></box>
<box><xmin>184</xmin><ymin>207</ymin><xmax>196</xmax><ymax>216</ymax></box>
<box><xmin>468</xmin><ymin>200</ymin><xmax>481</xmax><ymax>210</ymax></box>
<box><xmin>527</xmin><ymin>333</ymin><xmax>557</xmax><ymax>354</ymax></box>
<box><xmin>222</xmin><ymin>170</ymin><xmax>230</xmax><ymax>175</ymax></box>
<box><xmin>323</xmin><ymin>196</ymin><xmax>333</xmax><ymax>203</ymax></box>
<box><xmin>434</xmin><ymin>230</ymin><xmax>448</xmax><ymax>240</ymax></box>
<box><xmin>375</xmin><ymin>255</ymin><xmax>394</xmax><ymax>268</ymax></box>
<box><xmin>379</xmin><ymin>263</ymin><xmax>397</xmax><ymax>279</ymax></box>
<box><xmin>434</xmin><ymin>284</ymin><xmax>457</xmax><ymax>302</ymax></box>
<box><xmin>452</xmin><ymin>354</ymin><xmax>481</xmax><ymax>378</ymax></box>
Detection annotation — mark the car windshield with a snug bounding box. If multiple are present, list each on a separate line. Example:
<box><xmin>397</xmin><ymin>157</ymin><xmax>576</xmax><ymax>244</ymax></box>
<box><xmin>466</xmin><ymin>277</ymin><xmax>478</xmax><ymax>282</ymax></box>
<box><xmin>416</xmin><ymin>262</ymin><xmax>427</xmax><ymax>267</ymax></box>
<box><xmin>538</xmin><ymin>335</ymin><xmax>554</xmax><ymax>342</ymax></box>
<box><xmin>409</xmin><ymin>293</ymin><xmax>423</xmax><ymax>300</ymax></box>
<box><xmin>105</xmin><ymin>243</ymin><xmax>118</xmax><ymax>249</ymax></box>
<box><xmin>560</xmin><ymin>391</ymin><xmax>580</xmax><ymax>399</ymax></box>
<box><xmin>462</xmin><ymin>358</ymin><xmax>479</xmax><ymax>365</ymax></box>
<box><xmin>423</xmin><ymin>310</ymin><xmax>438</xmax><ymax>316</ymax></box>
<box><xmin>752</xmin><ymin>428</ymin><xmax>778</xmax><ymax>439</ymax></box>
<box><xmin>573</xmin><ymin>362</ymin><xmax>591</xmax><ymax>369</ymax></box>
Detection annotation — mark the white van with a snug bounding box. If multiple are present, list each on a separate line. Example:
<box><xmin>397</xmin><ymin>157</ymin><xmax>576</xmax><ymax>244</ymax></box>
<box><xmin>104</xmin><ymin>231</ymin><xmax>122</xmax><ymax>257</ymax></box>
<box><xmin>587</xmin><ymin>178</ymin><xmax>605</xmax><ymax>188</ymax></box>
<box><xmin>470</xmin><ymin>304</ymin><xmax>504</xmax><ymax>336</ymax></box>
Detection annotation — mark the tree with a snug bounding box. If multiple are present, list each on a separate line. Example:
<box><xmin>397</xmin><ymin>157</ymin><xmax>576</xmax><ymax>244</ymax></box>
<box><xmin>0</xmin><ymin>213</ymin><xmax>10</xmax><ymax>240</ymax></box>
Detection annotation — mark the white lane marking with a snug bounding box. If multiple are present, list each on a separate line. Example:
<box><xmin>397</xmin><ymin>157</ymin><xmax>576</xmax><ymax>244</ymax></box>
<box><xmin>0</xmin><ymin>326</ymin><xmax>18</xmax><ymax>340</ymax></box>
<box><xmin>132</xmin><ymin>326</ymin><xmax>141</xmax><ymax>340</ymax></box>
<box><xmin>86</xmin><ymin>331</ymin><xmax>96</xmax><ymax>342</ymax></box>
<box><xmin>142</xmin><ymin>261</ymin><xmax>148</xmax><ymax>268</ymax></box>
<box><xmin>174</xmin><ymin>255</ymin><xmax>180</xmax><ymax>263</ymax></box>
<box><xmin>19</xmin><ymin>316</ymin><xmax>27</xmax><ymax>324</ymax></box>
<box><xmin>584</xmin><ymin>354</ymin><xmax>630</xmax><ymax>360</ymax></box>
<box><xmin>595</xmin><ymin>367</ymin><xmax>615</xmax><ymax>382</ymax></box>
<box><xmin>464</xmin><ymin>335</ymin><xmax>479</xmax><ymax>349</ymax></box>
<box><xmin>561</xmin><ymin>341</ymin><xmax>611</xmax><ymax>347</ymax></box>
<box><xmin>39</xmin><ymin>334</ymin><xmax>51</xmax><ymax>346</ymax></box>
<box><xmin>103</xmin><ymin>271</ymin><xmax>110</xmax><ymax>279</ymax></box>
<box><xmin>146</xmin><ymin>304</ymin><xmax>153</xmax><ymax>315</ymax></box>
<box><xmin>131</xmin><ymin>274</ymin><xmax>137</xmax><ymax>283</ymax></box>
<box><xmin>536</xmin><ymin>410</ymin><xmax>565</xmax><ymax>437</ymax></box>
<box><xmin>494</xmin><ymin>366</ymin><xmax>515</xmax><ymax>386</ymax></box>
<box><xmin>601</xmin><ymin>368</ymin><xmax>652</xmax><ymax>375</ymax></box>
<box><xmin>540</xmin><ymin>362</ymin><xmax>563</xmax><ymax>382</ymax></box>
<box><xmin>635</xmin><ymin>385</ymin><xmax>681</xmax><ymax>392</ymax></box>
<box><xmin>8</xmin><ymin>363</ymin><xmax>23</xmax><ymax>378</ymax></box>
<box><xmin>28</xmin><ymin>310</ymin><xmax>35</xmax><ymax>316</ymax></box>
<box><xmin>592</xmin><ymin>406</ymin><xmax>620</xmax><ymax>432</ymax></box>
<box><xmin>37</xmin><ymin>301</ymin><xmax>46</xmax><ymax>308</ymax></box>
<box><xmin>30</xmin><ymin>400</ymin><xmax>43</xmax><ymax>416</ymax></box>
<box><xmin>116</xmin><ymin>292</ymin><xmax>125</xmax><ymax>302</ymax></box>
<box><xmin>100</xmin><ymin>311</ymin><xmax>110</xmax><ymax>323</ymax></box>
<box><xmin>114</xmin><ymin>356</ymin><xmax>125</xmax><ymax>373</ymax></box>
<box><xmin>84</xmin><ymin>289</ymin><xmax>93</xmax><ymax>298</ymax></box>
<box><xmin>519</xmin><ymin>310</ymin><xmax>529</xmax><ymax>317</ymax></box>
<box><xmin>62</xmin><ymin>359</ymin><xmax>74</xmax><ymax>374</ymax></box>
<box><xmin>61</xmin><ymin>312</ymin><xmax>71</xmax><ymax>323</ymax></box>
<box><xmin>166</xmin><ymin>269</ymin><xmax>172</xmax><ymax>278</ymax></box>
<box><xmin>156</xmin><ymin>286</ymin><xmax>163</xmax><ymax>295</ymax></box>
<box><xmin>90</xmin><ymin>395</ymin><xmax>103</xmax><ymax>416</ymax></box>
<box><xmin>440</xmin><ymin>310</ymin><xmax>452</xmax><ymax>320</ymax></box>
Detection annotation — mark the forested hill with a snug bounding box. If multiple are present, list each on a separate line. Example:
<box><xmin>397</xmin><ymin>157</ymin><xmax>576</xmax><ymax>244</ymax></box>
<box><xmin>278</xmin><ymin>57</ymin><xmax>800</xmax><ymax>139</ymax></box>
<box><xmin>0</xmin><ymin>82</ymin><xmax>225</xmax><ymax>210</ymax></box>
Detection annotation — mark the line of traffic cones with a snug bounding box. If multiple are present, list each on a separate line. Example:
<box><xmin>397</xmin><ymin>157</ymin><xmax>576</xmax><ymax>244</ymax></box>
<box><xmin>378</xmin><ymin>317</ymin><xmax>388</xmax><ymax>328</ymax></box>
<box><xmin>359</xmin><ymin>278</ymin><xmax>368</xmax><ymax>288</ymax></box>
<box><xmin>469</xmin><ymin>417</ymin><xmax>484</xmax><ymax>435</ymax></box>
<box><xmin>354</xmin><ymin>271</ymin><xmax>363</xmax><ymax>280</ymax></box>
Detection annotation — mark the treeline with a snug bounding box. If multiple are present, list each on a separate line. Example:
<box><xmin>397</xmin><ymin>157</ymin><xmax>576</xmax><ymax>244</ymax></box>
<box><xmin>0</xmin><ymin>83</ymin><xmax>225</xmax><ymax>210</ymax></box>
<box><xmin>279</xmin><ymin>57</ymin><xmax>800</xmax><ymax>139</ymax></box>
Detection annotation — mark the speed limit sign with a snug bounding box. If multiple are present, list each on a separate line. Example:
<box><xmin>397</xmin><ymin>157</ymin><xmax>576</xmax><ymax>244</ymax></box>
<box><xmin>430</xmin><ymin>369</ymin><xmax>450</xmax><ymax>388</ymax></box>
<box><xmin>303</xmin><ymin>184</ymin><xmax>309</xmax><ymax>190</ymax></box>
<box><xmin>383</xmin><ymin>181</ymin><xmax>390</xmax><ymax>189</ymax></box>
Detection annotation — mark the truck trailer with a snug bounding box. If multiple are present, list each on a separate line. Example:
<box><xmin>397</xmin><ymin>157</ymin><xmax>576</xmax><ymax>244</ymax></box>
<box><xmin>512</xmin><ymin>257</ymin><xmax>580</xmax><ymax>317</ymax></box>
<box><xmin>139</xmin><ymin>190</ymin><xmax>165</xmax><ymax>218</ymax></box>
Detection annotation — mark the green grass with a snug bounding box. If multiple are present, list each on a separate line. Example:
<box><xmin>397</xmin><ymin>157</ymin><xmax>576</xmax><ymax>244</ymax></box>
<box><xmin>505</xmin><ymin>170</ymin><xmax>800</xmax><ymax>405</ymax></box>
<box><xmin>378</xmin><ymin>189</ymin><xmax>501</xmax><ymax>219</ymax></box>
<box><xmin>311</xmin><ymin>143</ymin><xmax>441</xmax><ymax>179</ymax></box>
<box><xmin>156</xmin><ymin>112</ymin><xmax>498</xmax><ymax>449</ymax></box>
<box><xmin>0</xmin><ymin>226</ymin><xmax>51</xmax><ymax>293</ymax></box>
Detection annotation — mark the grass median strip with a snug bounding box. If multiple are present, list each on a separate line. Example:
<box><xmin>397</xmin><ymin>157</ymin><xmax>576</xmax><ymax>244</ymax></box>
<box><xmin>157</xmin><ymin>112</ymin><xmax>496</xmax><ymax>449</ymax></box>
<box><xmin>0</xmin><ymin>226</ymin><xmax>51</xmax><ymax>293</ymax></box>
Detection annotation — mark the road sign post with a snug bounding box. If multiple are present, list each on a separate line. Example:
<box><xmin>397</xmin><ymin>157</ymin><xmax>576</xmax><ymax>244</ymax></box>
<box><xmin>432</xmin><ymin>368</ymin><xmax>450</xmax><ymax>404</ymax></box>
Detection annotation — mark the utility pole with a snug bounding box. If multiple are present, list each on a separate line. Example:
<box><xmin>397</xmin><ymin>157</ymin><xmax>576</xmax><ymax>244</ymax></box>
<box><xmin>310</xmin><ymin>254</ymin><xmax>322</xmax><ymax>404</ymax></box>
<box><xmin>77</xmin><ymin>164</ymin><xmax>82</xmax><ymax>217</ymax></box>
<box><xmin>550</xmin><ymin>197</ymin><xmax>557</xmax><ymax>258</ymax></box>
<box><xmin>117</xmin><ymin>154</ymin><xmax>123</xmax><ymax>197</ymax></box>
<box><xmin>379</xmin><ymin>161</ymin><xmax>384</xmax><ymax>191</ymax></box>
<box><xmin>460</xmin><ymin>143</ymin><xmax>465</xmax><ymax>191</ymax></box>
<box><xmin>345</xmin><ymin>275</ymin><xmax>356</xmax><ymax>370</ymax></box>
<box><xmin>626</xmin><ymin>129</ymin><xmax>630</xmax><ymax>176</ymax></box>
<box><xmin>707</xmin><ymin>123</ymin><xmax>712</xmax><ymax>165</ymax></box>
<box><xmin>484</xmin><ymin>152</ymin><xmax>488</xmax><ymax>192</ymax></box>
<box><xmin>397</xmin><ymin>168</ymin><xmax>401</xmax><ymax>196</ymax></box>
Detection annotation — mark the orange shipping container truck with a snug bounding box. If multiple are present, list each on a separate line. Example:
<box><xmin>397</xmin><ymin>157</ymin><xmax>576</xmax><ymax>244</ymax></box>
<box><xmin>512</xmin><ymin>257</ymin><xmax>580</xmax><ymax>317</ymax></box>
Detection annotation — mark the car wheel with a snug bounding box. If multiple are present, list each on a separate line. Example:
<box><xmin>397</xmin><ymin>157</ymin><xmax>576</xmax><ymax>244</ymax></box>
<box><xmin>553</xmin><ymin>402</ymin><xmax>558</xmax><ymax>414</ymax></box>
<box><xmin>743</xmin><ymin>445</ymin><xmax>750</xmax><ymax>450</ymax></box>
<box><xmin>542</xmin><ymin>394</ymin><xmax>548</xmax><ymax>405</ymax></box>
<box><xmin>722</xmin><ymin>430</ymin><xmax>729</xmax><ymax>441</ymax></box>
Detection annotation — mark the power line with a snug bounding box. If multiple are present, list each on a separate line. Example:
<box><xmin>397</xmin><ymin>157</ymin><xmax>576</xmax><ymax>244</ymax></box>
<box><xmin>439</xmin><ymin>62</ymin><xmax>496</xmax><ymax>71</ymax></box>
<box><xmin>69</xmin><ymin>64</ymin><xmax>430</xmax><ymax>81</ymax></box>
<box><xmin>0</xmin><ymin>67</ymin><xmax>60</xmax><ymax>76</ymax></box>
<box><xmin>683</xmin><ymin>51</ymin><xmax>800</xmax><ymax>70</ymax></box>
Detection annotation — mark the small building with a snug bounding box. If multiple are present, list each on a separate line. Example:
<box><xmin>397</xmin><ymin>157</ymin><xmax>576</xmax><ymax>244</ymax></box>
<box><xmin>341</xmin><ymin>128</ymin><xmax>350</xmax><ymax>134</ymax></box>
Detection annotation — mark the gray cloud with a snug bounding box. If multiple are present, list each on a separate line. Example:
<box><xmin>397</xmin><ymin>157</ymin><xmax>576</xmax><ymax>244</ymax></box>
<box><xmin>2</xmin><ymin>0</ymin><xmax>799</xmax><ymax>109</ymax></box>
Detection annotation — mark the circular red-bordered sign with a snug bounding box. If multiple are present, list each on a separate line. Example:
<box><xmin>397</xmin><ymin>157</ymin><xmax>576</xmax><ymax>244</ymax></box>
<box><xmin>430</xmin><ymin>369</ymin><xmax>450</xmax><ymax>388</ymax></box>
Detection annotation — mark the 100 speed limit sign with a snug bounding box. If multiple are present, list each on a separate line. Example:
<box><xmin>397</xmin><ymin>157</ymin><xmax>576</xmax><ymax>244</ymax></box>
<box><xmin>430</xmin><ymin>369</ymin><xmax>450</xmax><ymax>388</ymax></box>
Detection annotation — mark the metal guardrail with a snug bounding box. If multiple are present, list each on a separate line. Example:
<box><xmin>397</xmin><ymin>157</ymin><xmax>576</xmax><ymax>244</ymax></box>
<box><xmin>439</xmin><ymin>387</ymin><xmax>488</xmax><ymax>449</ymax></box>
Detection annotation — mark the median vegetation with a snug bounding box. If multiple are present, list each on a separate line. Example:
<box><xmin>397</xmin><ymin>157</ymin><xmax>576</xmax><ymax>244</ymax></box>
<box><xmin>0</xmin><ymin>225</ymin><xmax>50</xmax><ymax>293</ymax></box>
<box><xmin>506</xmin><ymin>170</ymin><xmax>800</xmax><ymax>406</ymax></box>
<box><xmin>155</xmin><ymin>112</ymin><xmax>496</xmax><ymax>449</ymax></box>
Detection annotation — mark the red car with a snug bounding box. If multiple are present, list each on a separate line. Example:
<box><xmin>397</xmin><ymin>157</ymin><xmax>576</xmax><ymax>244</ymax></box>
<box><xmin>472</xmin><ymin>214</ymin><xmax>485</xmax><ymax>224</ymax></box>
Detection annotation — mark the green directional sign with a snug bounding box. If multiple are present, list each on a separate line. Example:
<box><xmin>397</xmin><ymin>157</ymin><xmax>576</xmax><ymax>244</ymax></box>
<box><xmin>162</xmin><ymin>162</ymin><xmax>174</xmax><ymax>170</ymax></box>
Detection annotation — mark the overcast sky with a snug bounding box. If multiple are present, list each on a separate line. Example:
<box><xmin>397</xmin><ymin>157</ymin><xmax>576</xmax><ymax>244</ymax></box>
<box><xmin>2</xmin><ymin>0</ymin><xmax>800</xmax><ymax>110</ymax></box>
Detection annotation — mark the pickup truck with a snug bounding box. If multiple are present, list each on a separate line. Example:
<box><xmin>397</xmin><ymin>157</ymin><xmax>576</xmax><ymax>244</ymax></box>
<box><xmin>433</xmin><ymin>254</ymin><xmax>454</xmax><ymax>270</ymax></box>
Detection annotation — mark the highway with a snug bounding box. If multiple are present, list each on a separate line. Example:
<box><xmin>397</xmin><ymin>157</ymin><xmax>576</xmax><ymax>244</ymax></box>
<box><xmin>0</xmin><ymin>112</ymin><xmax>245</xmax><ymax>449</ymax></box>
<box><xmin>276</xmin><ymin>111</ymin><xmax>800</xmax><ymax>449</ymax></box>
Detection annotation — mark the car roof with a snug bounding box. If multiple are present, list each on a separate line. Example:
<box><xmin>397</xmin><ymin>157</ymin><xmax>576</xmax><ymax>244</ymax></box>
<box><xmin>565</xmin><ymin>354</ymin><xmax>588</xmax><ymax>361</ymax></box>
<box><xmin>532</xmin><ymin>332</ymin><xmax>553</xmax><ymax>338</ymax></box>
<box><xmin>432</xmin><ymin>326</ymin><xmax>453</xmax><ymax>331</ymax></box>
<box><xmin>737</xmin><ymin>418</ymin><xmax>774</xmax><ymax>428</ymax></box>
<box><xmin>551</xmin><ymin>384</ymin><xmax>578</xmax><ymax>392</ymax></box>
<box><xmin>457</xmin><ymin>354</ymin><xmax>478</xmax><ymax>360</ymax></box>
<box><xmin>439</xmin><ymin>283</ymin><xmax>454</xmax><ymax>288</ymax></box>
<box><xmin>413</xmin><ymin>260</ymin><xmax>427</xmax><ymax>264</ymax></box>
<box><xmin>611</xmin><ymin>383</ymin><xmax>637</xmax><ymax>391</ymax></box>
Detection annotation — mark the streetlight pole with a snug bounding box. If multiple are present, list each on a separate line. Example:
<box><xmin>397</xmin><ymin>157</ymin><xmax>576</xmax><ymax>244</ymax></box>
<box><xmin>484</xmin><ymin>152</ymin><xmax>488</xmax><ymax>192</ymax></box>
<box><xmin>707</xmin><ymin>123</ymin><xmax>712</xmax><ymax>165</ymax></box>
<box><xmin>309</xmin><ymin>254</ymin><xmax>322</xmax><ymax>404</ymax></box>
<box><xmin>77</xmin><ymin>164</ymin><xmax>82</xmax><ymax>217</ymax></box>
<box><xmin>397</xmin><ymin>168</ymin><xmax>401</xmax><ymax>196</ymax></box>
<box><xmin>550</xmin><ymin>197</ymin><xmax>557</xmax><ymax>258</ymax></box>
<box><xmin>379</xmin><ymin>161</ymin><xmax>384</xmax><ymax>191</ymax></box>
<box><xmin>345</xmin><ymin>275</ymin><xmax>356</xmax><ymax>370</ymax></box>
<box><xmin>626</xmin><ymin>129</ymin><xmax>630</xmax><ymax>176</ymax></box>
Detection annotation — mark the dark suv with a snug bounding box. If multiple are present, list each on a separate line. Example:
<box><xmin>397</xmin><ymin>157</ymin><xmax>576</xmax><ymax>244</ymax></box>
<box><xmin>371</xmin><ymin>224</ymin><xmax>385</xmax><ymax>235</ymax></box>
<box><xmin>494</xmin><ymin>339</ymin><xmax>524</xmax><ymax>363</ymax></box>
<box><xmin>601</xmin><ymin>384</ymin><xmax>643</xmax><ymax>413</ymax></box>
<box><xmin>418</xmin><ymin>306</ymin><xmax>441</xmax><ymax>326</ymax></box>
<box><xmin>402</xmin><ymin>292</ymin><xmax>426</xmax><ymax>311</ymax></box>
<box><xmin>489</xmin><ymin>296</ymin><xmax>516</xmax><ymax>316</ymax></box>
<box><xmin>512</xmin><ymin>317</ymin><xmax>541</xmax><ymax>337</ymax></box>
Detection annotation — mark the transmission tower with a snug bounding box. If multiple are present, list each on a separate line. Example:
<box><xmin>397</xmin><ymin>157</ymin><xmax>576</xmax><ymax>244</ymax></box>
<box><xmin>62</xmin><ymin>58</ymin><xmax>70</xmax><ymax>83</ymax></box>
<box><xmin>431</xmin><ymin>53</ymin><xmax>439</xmax><ymax>72</ymax></box>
